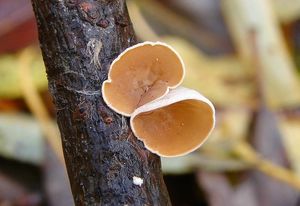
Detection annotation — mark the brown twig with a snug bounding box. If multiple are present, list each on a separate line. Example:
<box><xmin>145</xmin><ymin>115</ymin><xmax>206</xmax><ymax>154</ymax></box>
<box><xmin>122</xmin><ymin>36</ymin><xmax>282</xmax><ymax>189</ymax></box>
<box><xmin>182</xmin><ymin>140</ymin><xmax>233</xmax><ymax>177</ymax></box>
<box><xmin>30</xmin><ymin>0</ymin><xmax>171</xmax><ymax>205</ymax></box>
<box><xmin>233</xmin><ymin>141</ymin><xmax>300</xmax><ymax>190</ymax></box>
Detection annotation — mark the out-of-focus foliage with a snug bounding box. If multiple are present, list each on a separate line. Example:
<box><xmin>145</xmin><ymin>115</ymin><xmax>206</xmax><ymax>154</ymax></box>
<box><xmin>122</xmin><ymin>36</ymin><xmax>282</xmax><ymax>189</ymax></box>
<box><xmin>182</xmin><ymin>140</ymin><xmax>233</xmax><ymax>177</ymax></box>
<box><xmin>278</xmin><ymin>115</ymin><xmax>300</xmax><ymax>177</ymax></box>
<box><xmin>0</xmin><ymin>47</ymin><xmax>47</xmax><ymax>99</ymax></box>
<box><xmin>162</xmin><ymin>37</ymin><xmax>256</xmax><ymax>108</ymax></box>
<box><xmin>0</xmin><ymin>113</ymin><xmax>44</xmax><ymax>164</ymax></box>
<box><xmin>273</xmin><ymin>0</ymin><xmax>300</xmax><ymax>23</ymax></box>
<box><xmin>223</xmin><ymin>0</ymin><xmax>300</xmax><ymax>109</ymax></box>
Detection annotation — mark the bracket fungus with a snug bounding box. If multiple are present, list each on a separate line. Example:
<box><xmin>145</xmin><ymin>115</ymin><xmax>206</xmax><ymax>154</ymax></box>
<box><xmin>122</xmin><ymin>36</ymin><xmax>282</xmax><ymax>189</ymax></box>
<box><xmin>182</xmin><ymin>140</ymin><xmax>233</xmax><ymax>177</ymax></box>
<box><xmin>102</xmin><ymin>42</ymin><xmax>215</xmax><ymax>157</ymax></box>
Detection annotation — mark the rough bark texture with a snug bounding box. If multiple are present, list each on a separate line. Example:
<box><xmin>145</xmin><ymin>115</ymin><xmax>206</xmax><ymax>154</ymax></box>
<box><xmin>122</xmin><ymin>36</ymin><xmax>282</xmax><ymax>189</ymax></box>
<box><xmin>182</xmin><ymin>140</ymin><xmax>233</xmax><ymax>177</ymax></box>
<box><xmin>31</xmin><ymin>0</ymin><xmax>171</xmax><ymax>205</ymax></box>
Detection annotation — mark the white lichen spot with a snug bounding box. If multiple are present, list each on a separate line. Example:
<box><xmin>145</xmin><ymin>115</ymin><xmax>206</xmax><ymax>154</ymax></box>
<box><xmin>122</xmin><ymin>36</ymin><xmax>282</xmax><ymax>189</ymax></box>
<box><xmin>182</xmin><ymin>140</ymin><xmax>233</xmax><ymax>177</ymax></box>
<box><xmin>86</xmin><ymin>38</ymin><xmax>102</xmax><ymax>69</ymax></box>
<box><xmin>133</xmin><ymin>176</ymin><xmax>144</xmax><ymax>187</ymax></box>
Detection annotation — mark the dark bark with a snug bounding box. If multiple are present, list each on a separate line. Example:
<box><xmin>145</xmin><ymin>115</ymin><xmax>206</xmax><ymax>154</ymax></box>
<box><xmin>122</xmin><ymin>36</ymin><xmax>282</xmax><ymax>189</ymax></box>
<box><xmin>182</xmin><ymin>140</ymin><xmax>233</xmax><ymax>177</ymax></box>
<box><xmin>30</xmin><ymin>0</ymin><xmax>171</xmax><ymax>205</ymax></box>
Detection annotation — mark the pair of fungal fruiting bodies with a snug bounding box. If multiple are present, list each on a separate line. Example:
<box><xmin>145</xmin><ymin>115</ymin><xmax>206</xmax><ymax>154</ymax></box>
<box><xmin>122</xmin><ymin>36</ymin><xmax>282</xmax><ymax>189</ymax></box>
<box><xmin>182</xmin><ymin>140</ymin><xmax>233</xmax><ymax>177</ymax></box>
<box><xmin>102</xmin><ymin>42</ymin><xmax>215</xmax><ymax>157</ymax></box>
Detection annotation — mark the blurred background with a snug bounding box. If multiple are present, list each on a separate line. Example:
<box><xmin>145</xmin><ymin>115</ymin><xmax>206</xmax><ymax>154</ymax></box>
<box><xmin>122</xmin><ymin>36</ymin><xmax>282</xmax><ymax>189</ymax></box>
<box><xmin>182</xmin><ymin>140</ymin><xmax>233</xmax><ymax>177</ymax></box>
<box><xmin>1</xmin><ymin>0</ymin><xmax>300</xmax><ymax>205</ymax></box>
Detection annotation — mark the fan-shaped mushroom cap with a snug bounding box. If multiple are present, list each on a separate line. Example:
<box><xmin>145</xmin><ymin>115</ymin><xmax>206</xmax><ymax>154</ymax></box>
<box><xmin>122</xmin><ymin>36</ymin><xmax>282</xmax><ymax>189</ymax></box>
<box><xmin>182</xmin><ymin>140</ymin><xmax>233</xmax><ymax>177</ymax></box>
<box><xmin>102</xmin><ymin>42</ymin><xmax>185</xmax><ymax>116</ymax></box>
<box><xmin>130</xmin><ymin>87</ymin><xmax>215</xmax><ymax>157</ymax></box>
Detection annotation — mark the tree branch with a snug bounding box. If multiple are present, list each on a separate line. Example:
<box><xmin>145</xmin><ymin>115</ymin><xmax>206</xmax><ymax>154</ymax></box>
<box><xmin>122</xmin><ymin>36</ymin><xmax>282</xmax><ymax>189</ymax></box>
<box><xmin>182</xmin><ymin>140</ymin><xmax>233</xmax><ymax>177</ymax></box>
<box><xmin>30</xmin><ymin>0</ymin><xmax>171</xmax><ymax>205</ymax></box>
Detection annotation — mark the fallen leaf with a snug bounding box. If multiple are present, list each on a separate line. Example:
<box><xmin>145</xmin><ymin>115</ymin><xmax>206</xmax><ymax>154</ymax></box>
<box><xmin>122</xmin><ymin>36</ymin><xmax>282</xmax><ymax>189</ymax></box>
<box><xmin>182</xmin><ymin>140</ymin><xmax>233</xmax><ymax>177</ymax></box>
<box><xmin>0</xmin><ymin>47</ymin><xmax>47</xmax><ymax>99</ymax></box>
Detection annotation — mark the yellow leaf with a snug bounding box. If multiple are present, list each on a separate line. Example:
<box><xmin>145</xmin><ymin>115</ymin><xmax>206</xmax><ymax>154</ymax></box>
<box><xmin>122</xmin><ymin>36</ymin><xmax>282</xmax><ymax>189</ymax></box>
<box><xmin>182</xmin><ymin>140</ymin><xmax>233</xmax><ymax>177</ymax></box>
<box><xmin>0</xmin><ymin>47</ymin><xmax>47</xmax><ymax>99</ymax></box>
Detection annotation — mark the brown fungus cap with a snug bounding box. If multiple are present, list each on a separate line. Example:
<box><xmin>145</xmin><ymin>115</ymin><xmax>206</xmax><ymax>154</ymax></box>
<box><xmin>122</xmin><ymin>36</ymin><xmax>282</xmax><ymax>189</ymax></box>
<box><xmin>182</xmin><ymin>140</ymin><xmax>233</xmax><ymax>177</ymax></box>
<box><xmin>102</xmin><ymin>41</ymin><xmax>215</xmax><ymax>157</ymax></box>
<box><xmin>130</xmin><ymin>87</ymin><xmax>215</xmax><ymax>157</ymax></box>
<box><xmin>102</xmin><ymin>42</ymin><xmax>185</xmax><ymax>116</ymax></box>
